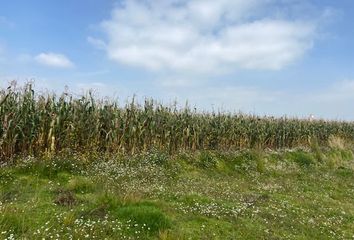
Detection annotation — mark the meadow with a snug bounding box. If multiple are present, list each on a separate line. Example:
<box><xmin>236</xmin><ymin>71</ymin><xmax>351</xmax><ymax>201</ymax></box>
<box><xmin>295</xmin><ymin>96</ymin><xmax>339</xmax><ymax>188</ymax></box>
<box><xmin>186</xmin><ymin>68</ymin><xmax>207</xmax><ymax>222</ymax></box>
<box><xmin>0</xmin><ymin>83</ymin><xmax>354</xmax><ymax>239</ymax></box>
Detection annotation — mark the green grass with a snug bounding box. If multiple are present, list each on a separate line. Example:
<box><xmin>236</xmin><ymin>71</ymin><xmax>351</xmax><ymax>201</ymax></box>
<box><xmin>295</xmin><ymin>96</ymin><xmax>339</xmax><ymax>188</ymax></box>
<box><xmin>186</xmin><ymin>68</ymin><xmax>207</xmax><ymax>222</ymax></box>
<box><xmin>1</xmin><ymin>149</ymin><xmax>354</xmax><ymax>239</ymax></box>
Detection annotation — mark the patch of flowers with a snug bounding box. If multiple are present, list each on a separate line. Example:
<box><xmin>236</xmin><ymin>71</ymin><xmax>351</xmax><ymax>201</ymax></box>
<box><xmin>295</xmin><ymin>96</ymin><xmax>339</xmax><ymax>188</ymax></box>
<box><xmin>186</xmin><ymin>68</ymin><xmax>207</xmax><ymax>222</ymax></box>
<box><xmin>90</xmin><ymin>157</ymin><xmax>168</xmax><ymax>197</ymax></box>
<box><xmin>175</xmin><ymin>199</ymin><xmax>253</xmax><ymax>219</ymax></box>
<box><xmin>31</xmin><ymin>212</ymin><xmax>150</xmax><ymax>239</ymax></box>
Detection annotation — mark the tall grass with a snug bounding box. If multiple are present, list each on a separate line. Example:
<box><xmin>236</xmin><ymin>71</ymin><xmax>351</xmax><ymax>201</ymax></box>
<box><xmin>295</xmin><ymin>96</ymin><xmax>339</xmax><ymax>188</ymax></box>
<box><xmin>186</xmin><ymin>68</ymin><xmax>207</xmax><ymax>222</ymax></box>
<box><xmin>1</xmin><ymin>82</ymin><xmax>354</xmax><ymax>161</ymax></box>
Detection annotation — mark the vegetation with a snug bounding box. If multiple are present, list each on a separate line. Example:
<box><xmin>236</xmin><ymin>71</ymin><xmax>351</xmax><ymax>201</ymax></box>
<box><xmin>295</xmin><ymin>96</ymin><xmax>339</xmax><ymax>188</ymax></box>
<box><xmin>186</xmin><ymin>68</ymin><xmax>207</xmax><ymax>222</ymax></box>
<box><xmin>1</xmin><ymin>82</ymin><xmax>354</xmax><ymax>162</ymax></box>
<box><xmin>1</xmin><ymin>147</ymin><xmax>354</xmax><ymax>239</ymax></box>
<box><xmin>1</xmin><ymin>82</ymin><xmax>354</xmax><ymax>239</ymax></box>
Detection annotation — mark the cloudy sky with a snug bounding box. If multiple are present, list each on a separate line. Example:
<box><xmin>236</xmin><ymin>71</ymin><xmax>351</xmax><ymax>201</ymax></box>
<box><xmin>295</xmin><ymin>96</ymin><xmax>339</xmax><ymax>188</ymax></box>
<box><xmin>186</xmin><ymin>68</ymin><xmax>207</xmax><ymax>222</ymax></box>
<box><xmin>0</xmin><ymin>0</ymin><xmax>354</xmax><ymax>119</ymax></box>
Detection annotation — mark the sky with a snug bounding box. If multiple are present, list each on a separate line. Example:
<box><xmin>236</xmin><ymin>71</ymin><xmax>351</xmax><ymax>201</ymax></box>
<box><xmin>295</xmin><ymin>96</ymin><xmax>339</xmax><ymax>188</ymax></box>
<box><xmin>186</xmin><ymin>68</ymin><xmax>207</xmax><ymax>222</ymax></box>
<box><xmin>0</xmin><ymin>0</ymin><xmax>354</xmax><ymax>120</ymax></box>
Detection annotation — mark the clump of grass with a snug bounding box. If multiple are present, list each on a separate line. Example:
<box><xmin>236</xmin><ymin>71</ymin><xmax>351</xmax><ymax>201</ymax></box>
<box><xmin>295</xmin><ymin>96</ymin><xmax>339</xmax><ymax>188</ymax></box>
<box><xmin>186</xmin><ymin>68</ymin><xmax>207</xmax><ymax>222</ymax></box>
<box><xmin>196</xmin><ymin>151</ymin><xmax>218</xmax><ymax>169</ymax></box>
<box><xmin>309</xmin><ymin>137</ymin><xmax>325</xmax><ymax>163</ymax></box>
<box><xmin>324</xmin><ymin>136</ymin><xmax>353</xmax><ymax>168</ymax></box>
<box><xmin>0</xmin><ymin>189</ymin><xmax>19</xmax><ymax>203</ymax></box>
<box><xmin>326</xmin><ymin>149</ymin><xmax>354</xmax><ymax>169</ymax></box>
<box><xmin>287</xmin><ymin>151</ymin><xmax>315</xmax><ymax>167</ymax></box>
<box><xmin>232</xmin><ymin>149</ymin><xmax>266</xmax><ymax>172</ymax></box>
<box><xmin>66</xmin><ymin>176</ymin><xmax>95</xmax><ymax>194</ymax></box>
<box><xmin>0</xmin><ymin>209</ymin><xmax>29</xmax><ymax>235</ymax></box>
<box><xmin>256</xmin><ymin>155</ymin><xmax>266</xmax><ymax>173</ymax></box>
<box><xmin>328</xmin><ymin>135</ymin><xmax>346</xmax><ymax>150</ymax></box>
<box><xmin>143</xmin><ymin>148</ymin><xmax>169</xmax><ymax>165</ymax></box>
<box><xmin>113</xmin><ymin>202</ymin><xmax>171</xmax><ymax>233</ymax></box>
<box><xmin>92</xmin><ymin>193</ymin><xmax>170</xmax><ymax>233</ymax></box>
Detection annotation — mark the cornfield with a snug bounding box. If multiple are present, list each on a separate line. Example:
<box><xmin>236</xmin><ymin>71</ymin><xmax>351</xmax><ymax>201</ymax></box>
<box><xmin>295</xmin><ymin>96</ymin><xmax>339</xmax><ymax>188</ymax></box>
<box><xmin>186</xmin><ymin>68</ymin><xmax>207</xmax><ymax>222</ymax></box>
<box><xmin>1</xmin><ymin>83</ymin><xmax>354</xmax><ymax>161</ymax></box>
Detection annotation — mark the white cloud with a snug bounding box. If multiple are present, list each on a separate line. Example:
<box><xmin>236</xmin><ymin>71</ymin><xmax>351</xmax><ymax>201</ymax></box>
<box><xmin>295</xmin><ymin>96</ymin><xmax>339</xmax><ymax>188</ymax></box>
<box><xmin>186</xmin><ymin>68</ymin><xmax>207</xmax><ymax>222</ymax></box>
<box><xmin>35</xmin><ymin>52</ymin><xmax>74</xmax><ymax>68</ymax></box>
<box><xmin>87</xmin><ymin>36</ymin><xmax>107</xmax><ymax>50</ymax></box>
<box><xmin>96</xmin><ymin>0</ymin><xmax>318</xmax><ymax>73</ymax></box>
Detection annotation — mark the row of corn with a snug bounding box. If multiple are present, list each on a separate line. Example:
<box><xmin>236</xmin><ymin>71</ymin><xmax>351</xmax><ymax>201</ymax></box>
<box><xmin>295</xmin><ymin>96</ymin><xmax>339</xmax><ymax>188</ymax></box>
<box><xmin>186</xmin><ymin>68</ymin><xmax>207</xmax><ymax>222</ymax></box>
<box><xmin>1</xmin><ymin>83</ymin><xmax>353</xmax><ymax>161</ymax></box>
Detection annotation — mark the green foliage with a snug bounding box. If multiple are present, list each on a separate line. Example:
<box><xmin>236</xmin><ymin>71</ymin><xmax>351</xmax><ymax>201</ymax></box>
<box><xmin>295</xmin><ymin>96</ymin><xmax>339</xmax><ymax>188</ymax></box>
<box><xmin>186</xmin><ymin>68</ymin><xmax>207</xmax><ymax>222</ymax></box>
<box><xmin>232</xmin><ymin>150</ymin><xmax>265</xmax><ymax>172</ymax></box>
<box><xmin>196</xmin><ymin>151</ymin><xmax>218</xmax><ymax>169</ymax></box>
<box><xmin>287</xmin><ymin>151</ymin><xmax>315</xmax><ymax>167</ymax></box>
<box><xmin>0</xmin><ymin>150</ymin><xmax>354</xmax><ymax>239</ymax></box>
<box><xmin>339</xmin><ymin>149</ymin><xmax>353</xmax><ymax>161</ymax></box>
<box><xmin>113</xmin><ymin>202</ymin><xmax>171</xmax><ymax>233</ymax></box>
<box><xmin>0</xmin><ymin>169</ymin><xmax>15</xmax><ymax>185</ymax></box>
<box><xmin>0</xmin><ymin>211</ymin><xmax>29</xmax><ymax>235</ymax></box>
<box><xmin>66</xmin><ymin>176</ymin><xmax>95</xmax><ymax>194</ymax></box>
<box><xmin>256</xmin><ymin>156</ymin><xmax>266</xmax><ymax>173</ymax></box>
<box><xmin>309</xmin><ymin>137</ymin><xmax>325</xmax><ymax>163</ymax></box>
<box><xmin>1</xmin><ymin>82</ymin><xmax>354</xmax><ymax>162</ymax></box>
<box><xmin>14</xmin><ymin>157</ymin><xmax>82</xmax><ymax>180</ymax></box>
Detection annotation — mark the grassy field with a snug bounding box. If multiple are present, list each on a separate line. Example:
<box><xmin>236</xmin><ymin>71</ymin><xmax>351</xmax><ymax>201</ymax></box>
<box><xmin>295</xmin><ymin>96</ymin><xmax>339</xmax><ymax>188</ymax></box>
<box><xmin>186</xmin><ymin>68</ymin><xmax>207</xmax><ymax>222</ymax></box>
<box><xmin>1</xmin><ymin>84</ymin><xmax>354</xmax><ymax>239</ymax></box>
<box><xmin>1</xmin><ymin>147</ymin><xmax>354</xmax><ymax>239</ymax></box>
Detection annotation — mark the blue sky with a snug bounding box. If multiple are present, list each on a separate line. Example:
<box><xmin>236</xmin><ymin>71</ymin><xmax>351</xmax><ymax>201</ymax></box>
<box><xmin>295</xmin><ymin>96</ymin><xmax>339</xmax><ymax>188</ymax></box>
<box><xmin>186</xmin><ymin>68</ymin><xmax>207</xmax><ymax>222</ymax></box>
<box><xmin>0</xmin><ymin>0</ymin><xmax>354</xmax><ymax>120</ymax></box>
